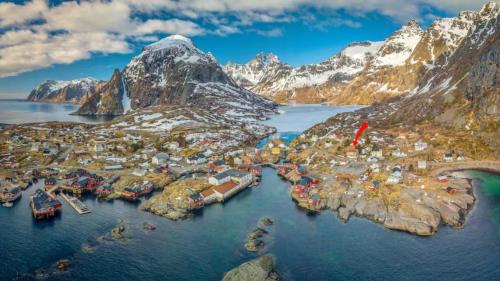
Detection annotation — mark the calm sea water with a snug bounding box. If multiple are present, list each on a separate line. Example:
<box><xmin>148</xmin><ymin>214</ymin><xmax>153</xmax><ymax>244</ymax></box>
<box><xmin>0</xmin><ymin>99</ymin><xmax>113</xmax><ymax>124</ymax></box>
<box><xmin>0</xmin><ymin>105</ymin><xmax>499</xmax><ymax>281</ymax></box>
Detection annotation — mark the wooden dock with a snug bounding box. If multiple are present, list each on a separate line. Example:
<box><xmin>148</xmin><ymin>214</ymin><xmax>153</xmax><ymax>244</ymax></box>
<box><xmin>60</xmin><ymin>193</ymin><xmax>91</xmax><ymax>215</ymax></box>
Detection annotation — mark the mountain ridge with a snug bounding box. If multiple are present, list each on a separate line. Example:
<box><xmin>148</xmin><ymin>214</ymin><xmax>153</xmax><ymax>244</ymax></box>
<box><xmin>224</xmin><ymin>2</ymin><xmax>498</xmax><ymax>106</ymax></box>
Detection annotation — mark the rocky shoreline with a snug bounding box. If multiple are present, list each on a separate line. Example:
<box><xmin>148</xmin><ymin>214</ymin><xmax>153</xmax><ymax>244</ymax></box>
<box><xmin>279</xmin><ymin>165</ymin><xmax>477</xmax><ymax>236</ymax></box>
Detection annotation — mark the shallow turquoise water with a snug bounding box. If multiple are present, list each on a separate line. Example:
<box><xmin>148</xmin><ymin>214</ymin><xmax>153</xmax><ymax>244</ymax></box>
<box><xmin>0</xmin><ymin>105</ymin><xmax>499</xmax><ymax>281</ymax></box>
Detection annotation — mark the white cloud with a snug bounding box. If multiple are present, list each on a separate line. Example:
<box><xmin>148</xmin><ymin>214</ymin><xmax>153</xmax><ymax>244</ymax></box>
<box><xmin>0</xmin><ymin>31</ymin><xmax>130</xmax><ymax>77</ymax></box>
<box><xmin>133</xmin><ymin>19</ymin><xmax>205</xmax><ymax>36</ymax></box>
<box><xmin>0</xmin><ymin>0</ymin><xmax>205</xmax><ymax>77</ymax></box>
<box><xmin>255</xmin><ymin>28</ymin><xmax>284</xmax><ymax>37</ymax></box>
<box><xmin>0</xmin><ymin>0</ymin><xmax>47</xmax><ymax>28</ymax></box>
<box><xmin>0</xmin><ymin>0</ymin><xmax>493</xmax><ymax>77</ymax></box>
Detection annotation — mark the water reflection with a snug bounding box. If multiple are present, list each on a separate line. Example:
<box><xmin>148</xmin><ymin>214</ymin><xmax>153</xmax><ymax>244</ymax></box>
<box><xmin>0</xmin><ymin>99</ymin><xmax>115</xmax><ymax>124</ymax></box>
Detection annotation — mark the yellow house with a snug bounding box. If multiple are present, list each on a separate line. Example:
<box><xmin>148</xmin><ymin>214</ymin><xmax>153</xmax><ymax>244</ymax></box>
<box><xmin>271</xmin><ymin>147</ymin><xmax>281</xmax><ymax>155</ymax></box>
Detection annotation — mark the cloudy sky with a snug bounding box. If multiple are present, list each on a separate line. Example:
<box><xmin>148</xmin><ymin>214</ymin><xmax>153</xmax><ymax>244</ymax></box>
<box><xmin>0</xmin><ymin>0</ymin><xmax>491</xmax><ymax>98</ymax></box>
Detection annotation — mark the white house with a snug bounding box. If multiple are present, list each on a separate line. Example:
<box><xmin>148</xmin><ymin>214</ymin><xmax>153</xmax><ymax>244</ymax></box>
<box><xmin>387</xmin><ymin>173</ymin><xmax>402</xmax><ymax>184</ymax></box>
<box><xmin>152</xmin><ymin>152</ymin><xmax>169</xmax><ymax>165</ymax></box>
<box><xmin>443</xmin><ymin>152</ymin><xmax>453</xmax><ymax>162</ymax></box>
<box><xmin>417</xmin><ymin>160</ymin><xmax>427</xmax><ymax>169</ymax></box>
<box><xmin>414</xmin><ymin>140</ymin><xmax>428</xmax><ymax>151</ymax></box>
<box><xmin>234</xmin><ymin>157</ymin><xmax>243</xmax><ymax>166</ymax></box>
<box><xmin>94</xmin><ymin>142</ymin><xmax>106</xmax><ymax>152</ymax></box>
<box><xmin>30</xmin><ymin>143</ymin><xmax>40</xmax><ymax>152</ymax></box>
<box><xmin>78</xmin><ymin>158</ymin><xmax>93</xmax><ymax>165</ymax></box>
<box><xmin>392</xmin><ymin>149</ymin><xmax>407</xmax><ymax>158</ymax></box>
<box><xmin>387</xmin><ymin>165</ymin><xmax>402</xmax><ymax>184</ymax></box>
<box><xmin>187</xmin><ymin>153</ymin><xmax>207</xmax><ymax>165</ymax></box>
<box><xmin>208</xmin><ymin>171</ymin><xmax>231</xmax><ymax>185</ymax></box>
<box><xmin>370</xmin><ymin>163</ymin><xmax>380</xmax><ymax>173</ymax></box>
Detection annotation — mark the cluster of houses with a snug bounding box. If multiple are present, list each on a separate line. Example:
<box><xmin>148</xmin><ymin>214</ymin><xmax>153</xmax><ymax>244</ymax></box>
<box><xmin>0</xmin><ymin>178</ymin><xmax>22</xmax><ymax>206</ymax></box>
<box><xmin>119</xmin><ymin>182</ymin><xmax>157</xmax><ymax>201</ymax></box>
<box><xmin>276</xmin><ymin>162</ymin><xmax>321</xmax><ymax>206</ymax></box>
<box><xmin>60</xmin><ymin>169</ymin><xmax>104</xmax><ymax>195</ymax></box>
<box><xmin>292</xmin><ymin>176</ymin><xmax>320</xmax><ymax>205</ymax></box>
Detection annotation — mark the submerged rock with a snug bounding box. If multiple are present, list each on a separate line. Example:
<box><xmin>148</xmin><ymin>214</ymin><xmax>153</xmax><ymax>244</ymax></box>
<box><xmin>260</xmin><ymin>217</ymin><xmax>274</xmax><ymax>226</ymax></box>
<box><xmin>111</xmin><ymin>224</ymin><xmax>126</xmax><ymax>240</ymax></box>
<box><xmin>222</xmin><ymin>255</ymin><xmax>281</xmax><ymax>281</ymax></box>
<box><xmin>56</xmin><ymin>259</ymin><xmax>70</xmax><ymax>272</ymax></box>
<box><xmin>143</xmin><ymin>222</ymin><xmax>157</xmax><ymax>231</ymax></box>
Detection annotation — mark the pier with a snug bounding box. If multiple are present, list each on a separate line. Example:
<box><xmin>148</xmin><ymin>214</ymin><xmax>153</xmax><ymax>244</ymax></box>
<box><xmin>60</xmin><ymin>193</ymin><xmax>91</xmax><ymax>215</ymax></box>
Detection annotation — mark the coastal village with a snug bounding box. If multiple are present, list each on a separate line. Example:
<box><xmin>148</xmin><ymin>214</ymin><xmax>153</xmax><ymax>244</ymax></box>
<box><xmin>1</xmin><ymin>105</ymin><xmax>497</xmax><ymax>237</ymax></box>
<box><xmin>0</xmin><ymin>107</ymin><xmax>271</xmax><ymax>221</ymax></box>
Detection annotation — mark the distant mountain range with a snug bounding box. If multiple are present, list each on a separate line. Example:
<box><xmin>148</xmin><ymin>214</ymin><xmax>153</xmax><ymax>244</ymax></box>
<box><xmin>224</xmin><ymin>2</ymin><xmax>498</xmax><ymax>106</ymax></box>
<box><xmin>27</xmin><ymin>78</ymin><xmax>102</xmax><ymax>104</ymax></box>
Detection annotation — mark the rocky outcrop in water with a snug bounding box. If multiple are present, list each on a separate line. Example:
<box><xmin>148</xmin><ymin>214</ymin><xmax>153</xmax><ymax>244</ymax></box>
<box><xmin>222</xmin><ymin>255</ymin><xmax>281</xmax><ymax>281</ymax></box>
<box><xmin>244</xmin><ymin>217</ymin><xmax>274</xmax><ymax>252</ymax></box>
<box><xmin>310</xmin><ymin>176</ymin><xmax>474</xmax><ymax>236</ymax></box>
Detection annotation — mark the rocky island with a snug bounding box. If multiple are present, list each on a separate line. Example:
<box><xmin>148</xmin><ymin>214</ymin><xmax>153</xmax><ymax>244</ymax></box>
<box><xmin>222</xmin><ymin>255</ymin><xmax>281</xmax><ymax>281</ymax></box>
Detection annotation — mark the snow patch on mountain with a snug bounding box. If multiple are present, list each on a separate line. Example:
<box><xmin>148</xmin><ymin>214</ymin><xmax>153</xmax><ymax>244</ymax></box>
<box><xmin>374</xmin><ymin>20</ymin><xmax>423</xmax><ymax>67</ymax></box>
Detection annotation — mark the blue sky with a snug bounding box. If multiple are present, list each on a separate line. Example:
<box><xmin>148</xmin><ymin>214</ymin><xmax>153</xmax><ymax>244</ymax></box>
<box><xmin>0</xmin><ymin>0</ymin><xmax>491</xmax><ymax>98</ymax></box>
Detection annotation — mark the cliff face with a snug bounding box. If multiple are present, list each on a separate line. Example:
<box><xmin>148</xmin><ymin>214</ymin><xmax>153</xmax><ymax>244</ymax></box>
<box><xmin>76</xmin><ymin>35</ymin><xmax>276</xmax><ymax>118</ymax></box>
<box><xmin>75</xmin><ymin>70</ymin><xmax>125</xmax><ymax>116</ymax></box>
<box><xmin>224</xmin><ymin>3</ymin><xmax>498</xmax><ymax>106</ymax></box>
<box><xmin>27</xmin><ymin>78</ymin><xmax>99</xmax><ymax>104</ymax></box>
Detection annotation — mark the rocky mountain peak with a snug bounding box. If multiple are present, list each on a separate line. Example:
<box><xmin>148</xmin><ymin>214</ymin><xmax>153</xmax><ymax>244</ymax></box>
<box><xmin>479</xmin><ymin>1</ymin><xmax>499</xmax><ymax>17</ymax></box>
<box><xmin>76</xmin><ymin>69</ymin><xmax>125</xmax><ymax>116</ymax></box>
<box><xmin>252</xmin><ymin>53</ymin><xmax>281</xmax><ymax>66</ymax></box>
<box><xmin>403</xmin><ymin>19</ymin><xmax>421</xmax><ymax>30</ymax></box>
<box><xmin>373</xmin><ymin>20</ymin><xmax>423</xmax><ymax>67</ymax></box>
<box><xmin>77</xmin><ymin>36</ymin><xmax>276</xmax><ymax>117</ymax></box>
<box><xmin>143</xmin><ymin>34</ymin><xmax>195</xmax><ymax>52</ymax></box>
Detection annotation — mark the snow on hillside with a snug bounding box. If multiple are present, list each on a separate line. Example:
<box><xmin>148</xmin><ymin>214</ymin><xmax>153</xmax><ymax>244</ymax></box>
<box><xmin>374</xmin><ymin>20</ymin><xmax>423</xmax><ymax>67</ymax></box>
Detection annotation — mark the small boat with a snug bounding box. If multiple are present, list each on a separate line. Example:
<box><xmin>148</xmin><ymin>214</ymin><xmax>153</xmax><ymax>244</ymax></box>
<box><xmin>3</xmin><ymin>202</ymin><xmax>13</xmax><ymax>208</ymax></box>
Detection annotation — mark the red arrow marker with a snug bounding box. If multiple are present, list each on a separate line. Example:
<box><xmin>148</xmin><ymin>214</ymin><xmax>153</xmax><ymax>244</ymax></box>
<box><xmin>352</xmin><ymin>121</ymin><xmax>368</xmax><ymax>146</ymax></box>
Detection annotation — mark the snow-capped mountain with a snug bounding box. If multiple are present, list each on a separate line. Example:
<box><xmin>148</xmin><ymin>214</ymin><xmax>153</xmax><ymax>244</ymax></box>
<box><xmin>372</xmin><ymin>20</ymin><xmax>423</xmax><ymax>68</ymax></box>
<box><xmin>225</xmin><ymin>2</ymin><xmax>498</xmax><ymax>105</ymax></box>
<box><xmin>305</xmin><ymin>2</ymin><xmax>499</xmax><ymax>143</ymax></box>
<box><xmin>224</xmin><ymin>41</ymin><xmax>382</xmax><ymax>103</ymax></box>
<box><xmin>27</xmin><ymin>78</ymin><xmax>99</xmax><ymax>104</ymax></box>
<box><xmin>77</xmin><ymin>35</ymin><xmax>276</xmax><ymax>118</ymax></box>
<box><xmin>224</xmin><ymin>53</ymin><xmax>285</xmax><ymax>89</ymax></box>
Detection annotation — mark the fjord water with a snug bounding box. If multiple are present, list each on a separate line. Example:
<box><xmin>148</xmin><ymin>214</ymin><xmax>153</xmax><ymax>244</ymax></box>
<box><xmin>0</xmin><ymin>100</ymin><xmax>113</xmax><ymax>124</ymax></box>
<box><xmin>1</xmin><ymin>105</ymin><xmax>499</xmax><ymax>281</ymax></box>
